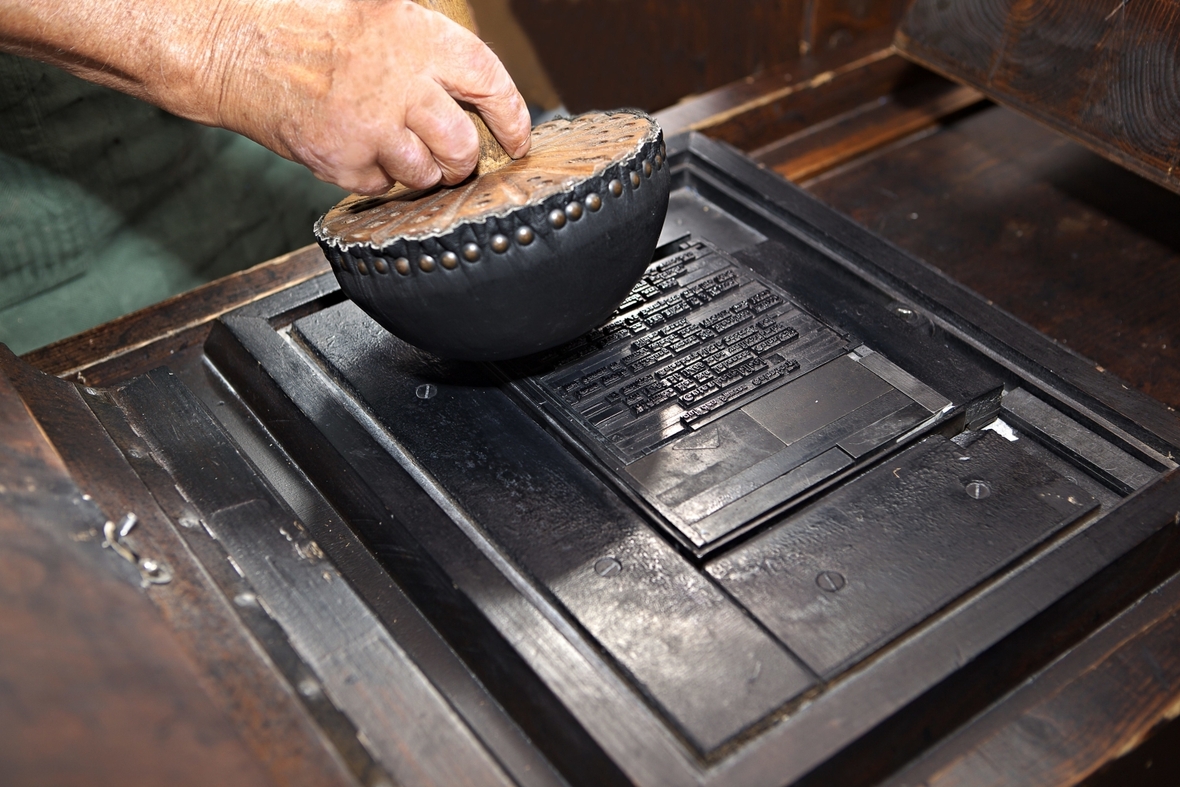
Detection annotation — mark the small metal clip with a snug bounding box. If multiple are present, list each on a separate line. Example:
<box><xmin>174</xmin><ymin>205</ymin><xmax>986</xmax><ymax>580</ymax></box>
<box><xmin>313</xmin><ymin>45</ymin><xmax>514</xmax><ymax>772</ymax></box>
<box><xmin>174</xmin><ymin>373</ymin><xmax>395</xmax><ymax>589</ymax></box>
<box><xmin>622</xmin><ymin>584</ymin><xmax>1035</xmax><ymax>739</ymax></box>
<box><xmin>102</xmin><ymin>519</ymin><xmax>138</xmax><ymax>564</ymax></box>
<box><xmin>101</xmin><ymin>513</ymin><xmax>172</xmax><ymax>587</ymax></box>
<box><xmin>137</xmin><ymin>558</ymin><xmax>172</xmax><ymax>586</ymax></box>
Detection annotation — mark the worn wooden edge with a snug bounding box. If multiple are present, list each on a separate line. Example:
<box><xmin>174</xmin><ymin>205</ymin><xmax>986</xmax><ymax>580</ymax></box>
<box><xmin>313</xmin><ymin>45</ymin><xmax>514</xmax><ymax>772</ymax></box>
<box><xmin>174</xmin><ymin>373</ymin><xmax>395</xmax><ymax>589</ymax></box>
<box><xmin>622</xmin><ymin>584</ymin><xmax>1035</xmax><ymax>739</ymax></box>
<box><xmin>0</xmin><ymin>346</ymin><xmax>364</xmax><ymax>787</ymax></box>
<box><xmin>883</xmin><ymin>555</ymin><xmax>1180</xmax><ymax>787</ymax></box>
<box><xmin>753</xmin><ymin>78</ymin><xmax>986</xmax><ymax>183</ymax></box>
<box><xmin>0</xmin><ymin>353</ymin><xmax>297</xmax><ymax>787</ymax></box>
<box><xmin>657</xmin><ymin>47</ymin><xmax>893</xmax><ymax>134</ymax></box>
<box><xmin>187</xmin><ymin>349</ymin><xmax>571</xmax><ymax>787</ymax></box>
<box><xmin>21</xmin><ymin>245</ymin><xmax>331</xmax><ymax>381</ymax></box>
<box><xmin>110</xmin><ymin>367</ymin><xmax>521</xmax><ymax>787</ymax></box>
<box><xmin>1081</xmin><ymin>711</ymin><xmax>1180</xmax><ymax>785</ymax></box>
<box><xmin>208</xmin><ymin>299</ymin><xmax>691</xmax><ymax>785</ymax></box>
<box><xmin>894</xmin><ymin>29</ymin><xmax>1180</xmax><ymax>199</ymax></box>
<box><xmin>655</xmin><ymin>45</ymin><xmax>915</xmax><ymax>147</ymax></box>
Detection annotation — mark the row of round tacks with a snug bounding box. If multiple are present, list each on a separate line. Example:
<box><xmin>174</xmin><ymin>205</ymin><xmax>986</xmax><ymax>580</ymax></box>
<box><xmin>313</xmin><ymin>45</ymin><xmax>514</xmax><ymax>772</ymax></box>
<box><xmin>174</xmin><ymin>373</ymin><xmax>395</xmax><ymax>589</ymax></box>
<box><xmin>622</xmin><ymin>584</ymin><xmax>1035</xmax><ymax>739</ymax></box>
<box><xmin>351</xmin><ymin>147</ymin><xmax>665</xmax><ymax>277</ymax></box>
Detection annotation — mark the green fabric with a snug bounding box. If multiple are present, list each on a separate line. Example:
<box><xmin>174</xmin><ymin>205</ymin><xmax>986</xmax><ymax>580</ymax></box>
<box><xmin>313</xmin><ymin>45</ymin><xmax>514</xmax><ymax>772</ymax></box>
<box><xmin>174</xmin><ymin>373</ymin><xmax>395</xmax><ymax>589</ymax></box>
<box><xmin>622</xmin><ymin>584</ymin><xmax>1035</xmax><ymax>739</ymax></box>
<box><xmin>0</xmin><ymin>55</ymin><xmax>345</xmax><ymax>354</ymax></box>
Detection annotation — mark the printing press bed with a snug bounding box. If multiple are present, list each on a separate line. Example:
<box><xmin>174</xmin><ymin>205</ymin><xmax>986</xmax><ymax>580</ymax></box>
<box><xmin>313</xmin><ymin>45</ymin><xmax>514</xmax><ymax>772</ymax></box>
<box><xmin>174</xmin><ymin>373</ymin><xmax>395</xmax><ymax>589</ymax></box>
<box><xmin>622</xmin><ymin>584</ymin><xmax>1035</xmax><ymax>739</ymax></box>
<box><xmin>4</xmin><ymin>6</ymin><xmax>1180</xmax><ymax>786</ymax></box>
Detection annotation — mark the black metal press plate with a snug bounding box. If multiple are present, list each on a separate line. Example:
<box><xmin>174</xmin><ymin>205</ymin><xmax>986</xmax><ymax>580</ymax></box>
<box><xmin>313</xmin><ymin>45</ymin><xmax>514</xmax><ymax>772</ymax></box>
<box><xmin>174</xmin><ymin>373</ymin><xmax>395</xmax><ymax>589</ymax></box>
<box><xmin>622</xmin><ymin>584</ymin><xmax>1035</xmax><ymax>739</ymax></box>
<box><xmin>201</xmin><ymin>132</ymin><xmax>1180</xmax><ymax>787</ymax></box>
<box><xmin>503</xmin><ymin>240</ymin><xmax>951</xmax><ymax>551</ymax></box>
<box><xmin>708</xmin><ymin>431</ymin><xmax>1098</xmax><ymax>678</ymax></box>
<box><xmin>513</xmin><ymin>240</ymin><xmax>851</xmax><ymax>460</ymax></box>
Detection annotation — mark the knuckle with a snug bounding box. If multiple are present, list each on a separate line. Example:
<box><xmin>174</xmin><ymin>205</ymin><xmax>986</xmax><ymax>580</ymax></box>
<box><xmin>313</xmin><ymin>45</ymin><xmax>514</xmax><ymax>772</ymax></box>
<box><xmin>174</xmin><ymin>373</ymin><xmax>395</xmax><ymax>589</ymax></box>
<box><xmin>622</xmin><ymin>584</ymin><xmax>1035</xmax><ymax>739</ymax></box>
<box><xmin>382</xmin><ymin>144</ymin><xmax>441</xmax><ymax>189</ymax></box>
<box><xmin>343</xmin><ymin>171</ymin><xmax>395</xmax><ymax>196</ymax></box>
<box><xmin>436</xmin><ymin>119</ymin><xmax>479</xmax><ymax>168</ymax></box>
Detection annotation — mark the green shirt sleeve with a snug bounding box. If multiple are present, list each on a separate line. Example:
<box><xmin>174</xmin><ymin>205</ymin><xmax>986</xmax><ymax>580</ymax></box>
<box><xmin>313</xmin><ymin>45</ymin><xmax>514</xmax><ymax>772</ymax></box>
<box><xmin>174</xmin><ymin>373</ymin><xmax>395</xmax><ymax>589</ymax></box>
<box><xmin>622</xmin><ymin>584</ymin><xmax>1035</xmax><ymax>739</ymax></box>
<box><xmin>0</xmin><ymin>54</ymin><xmax>345</xmax><ymax>354</ymax></box>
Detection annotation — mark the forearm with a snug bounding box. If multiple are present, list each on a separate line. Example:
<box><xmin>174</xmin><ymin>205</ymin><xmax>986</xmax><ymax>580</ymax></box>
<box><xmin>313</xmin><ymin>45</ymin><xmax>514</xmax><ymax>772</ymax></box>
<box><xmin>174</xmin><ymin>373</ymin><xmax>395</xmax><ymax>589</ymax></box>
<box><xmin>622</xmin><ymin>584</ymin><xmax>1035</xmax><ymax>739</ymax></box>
<box><xmin>1</xmin><ymin>0</ymin><xmax>253</xmax><ymax>122</ymax></box>
<box><xmin>0</xmin><ymin>0</ymin><xmax>530</xmax><ymax>193</ymax></box>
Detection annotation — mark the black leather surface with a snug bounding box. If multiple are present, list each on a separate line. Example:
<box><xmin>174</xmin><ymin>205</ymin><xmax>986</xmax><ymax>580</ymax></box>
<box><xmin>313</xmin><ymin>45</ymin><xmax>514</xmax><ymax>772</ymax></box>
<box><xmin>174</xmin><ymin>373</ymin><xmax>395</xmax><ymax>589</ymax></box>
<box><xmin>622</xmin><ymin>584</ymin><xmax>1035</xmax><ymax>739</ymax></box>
<box><xmin>320</xmin><ymin>131</ymin><xmax>670</xmax><ymax>361</ymax></box>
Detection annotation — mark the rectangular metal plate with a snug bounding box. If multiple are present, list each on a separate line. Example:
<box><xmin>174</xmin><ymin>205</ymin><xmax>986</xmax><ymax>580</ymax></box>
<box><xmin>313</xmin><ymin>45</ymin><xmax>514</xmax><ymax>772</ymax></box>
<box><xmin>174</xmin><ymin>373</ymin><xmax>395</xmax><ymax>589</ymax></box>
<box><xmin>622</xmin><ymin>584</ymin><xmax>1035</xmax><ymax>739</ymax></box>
<box><xmin>290</xmin><ymin>300</ymin><xmax>816</xmax><ymax>753</ymax></box>
<box><xmin>198</xmin><ymin>134</ymin><xmax>1180</xmax><ymax>787</ymax></box>
<box><xmin>741</xmin><ymin>355</ymin><xmax>895</xmax><ymax>444</ymax></box>
<box><xmin>506</xmin><ymin>242</ymin><xmax>950</xmax><ymax>549</ymax></box>
<box><xmin>706</xmin><ymin>431</ymin><xmax>1100</xmax><ymax>677</ymax></box>
<box><xmin>518</xmin><ymin>240</ymin><xmax>851</xmax><ymax>462</ymax></box>
<box><xmin>1001</xmin><ymin>388</ymin><xmax>1159</xmax><ymax>494</ymax></box>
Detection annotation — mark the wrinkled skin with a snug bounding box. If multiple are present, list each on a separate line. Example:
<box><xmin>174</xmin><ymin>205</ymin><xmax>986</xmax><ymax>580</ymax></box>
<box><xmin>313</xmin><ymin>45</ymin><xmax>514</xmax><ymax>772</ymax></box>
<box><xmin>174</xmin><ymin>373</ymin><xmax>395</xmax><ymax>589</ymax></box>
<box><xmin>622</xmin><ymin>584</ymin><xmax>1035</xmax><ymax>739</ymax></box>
<box><xmin>0</xmin><ymin>0</ymin><xmax>532</xmax><ymax>194</ymax></box>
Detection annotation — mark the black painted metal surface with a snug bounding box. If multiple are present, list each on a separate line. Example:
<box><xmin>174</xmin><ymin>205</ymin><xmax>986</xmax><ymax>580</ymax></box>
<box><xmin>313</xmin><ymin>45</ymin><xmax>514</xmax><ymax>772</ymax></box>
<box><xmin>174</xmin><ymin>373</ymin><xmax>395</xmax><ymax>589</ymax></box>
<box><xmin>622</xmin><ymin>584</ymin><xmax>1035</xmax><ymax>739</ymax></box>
<box><xmin>292</xmin><ymin>300</ymin><xmax>814</xmax><ymax>753</ymax></box>
<box><xmin>708</xmin><ymin>432</ymin><xmax>1098</xmax><ymax>677</ymax></box>
<box><xmin>183</xmin><ymin>132</ymin><xmax>1180</xmax><ymax>787</ymax></box>
<box><xmin>1001</xmin><ymin>388</ymin><xmax>1158</xmax><ymax>495</ymax></box>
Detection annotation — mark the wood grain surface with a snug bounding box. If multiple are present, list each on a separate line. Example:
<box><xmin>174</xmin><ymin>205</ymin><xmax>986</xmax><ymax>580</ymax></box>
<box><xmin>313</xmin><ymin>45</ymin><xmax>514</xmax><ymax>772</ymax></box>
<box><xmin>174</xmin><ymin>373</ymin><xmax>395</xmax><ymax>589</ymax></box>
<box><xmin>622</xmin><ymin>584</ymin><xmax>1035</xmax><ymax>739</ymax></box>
<box><xmin>2</xmin><ymin>348</ymin><xmax>367</xmax><ymax>787</ymax></box>
<box><xmin>0</xmin><ymin>364</ymin><xmax>282</xmax><ymax>787</ymax></box>
<box><xmin>807</xmin><ymin>104</ymin><xmax>1180</xmax><ymax>411</ymax></box>
<box><xmin>883</xmin><ymin>557</ymin><xmax>1180</xmax><ymax>787</ymax></box>
<box><xmin>897</xmin><ymin>0</ymin><xmax>1180</xmax><ymax>195</ymax></box>
<box><xmin>752</xmin><ymin>75</ymin><xmax>984</xmax><ymax>181</ymax></box>
<box><xmin>656</xmin><ymin>49</ymin><xmax>988</xmax><ymax>169</ymax></box>
<box><xmin>511</xmin><ymin>0</ymin><xmax>910</xmax><ymax>113</ymax></box>
<box><xmin>657</xmin><ymin>49</ymin><xmax>919</xmax><ymax>152</ymax></box>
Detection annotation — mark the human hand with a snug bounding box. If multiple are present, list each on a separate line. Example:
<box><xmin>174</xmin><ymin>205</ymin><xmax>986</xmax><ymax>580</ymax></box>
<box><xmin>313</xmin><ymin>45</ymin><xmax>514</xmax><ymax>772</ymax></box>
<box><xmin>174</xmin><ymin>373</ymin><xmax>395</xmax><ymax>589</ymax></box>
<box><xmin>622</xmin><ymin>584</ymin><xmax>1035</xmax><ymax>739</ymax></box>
<box><xmin>209</xmin><ymin>0</ymin><xmax>532</xmax><ymax>194</ymax></box>
<box><xmin>0</xmin><ymin>0</ymin><xmax>532</xmax><ymax>195</ymax></box>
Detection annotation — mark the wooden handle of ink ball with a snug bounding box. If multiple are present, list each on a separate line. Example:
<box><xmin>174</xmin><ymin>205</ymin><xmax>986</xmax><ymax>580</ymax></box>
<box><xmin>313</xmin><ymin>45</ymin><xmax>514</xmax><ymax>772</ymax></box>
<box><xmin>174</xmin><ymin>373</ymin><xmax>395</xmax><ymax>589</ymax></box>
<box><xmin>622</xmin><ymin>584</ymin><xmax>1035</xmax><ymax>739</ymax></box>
<box><xmin>414</xmin><ymin>0</ymin><xmax>515</xmax><ymax>175</ymax></box>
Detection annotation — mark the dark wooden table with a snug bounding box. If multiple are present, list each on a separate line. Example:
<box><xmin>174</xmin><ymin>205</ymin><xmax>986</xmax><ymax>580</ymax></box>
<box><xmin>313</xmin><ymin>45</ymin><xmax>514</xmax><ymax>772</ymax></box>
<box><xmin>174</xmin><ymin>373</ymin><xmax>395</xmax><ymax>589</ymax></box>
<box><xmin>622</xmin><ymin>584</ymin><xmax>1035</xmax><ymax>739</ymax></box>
<box><xmin>5</xmin><ymin>43</ymin><xmax>1180</xmax><ymax>787</ymax></box>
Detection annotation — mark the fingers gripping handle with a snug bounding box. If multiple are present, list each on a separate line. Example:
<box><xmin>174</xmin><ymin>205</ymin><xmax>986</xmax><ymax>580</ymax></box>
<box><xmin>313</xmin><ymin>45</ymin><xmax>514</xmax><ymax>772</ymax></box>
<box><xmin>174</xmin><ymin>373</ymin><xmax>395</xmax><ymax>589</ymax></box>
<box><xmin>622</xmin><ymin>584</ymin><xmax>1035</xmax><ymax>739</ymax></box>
<box><xmin>415</xmin><ymin>0</ymin><xmax>514</xmax><ymax>175</ymax></box>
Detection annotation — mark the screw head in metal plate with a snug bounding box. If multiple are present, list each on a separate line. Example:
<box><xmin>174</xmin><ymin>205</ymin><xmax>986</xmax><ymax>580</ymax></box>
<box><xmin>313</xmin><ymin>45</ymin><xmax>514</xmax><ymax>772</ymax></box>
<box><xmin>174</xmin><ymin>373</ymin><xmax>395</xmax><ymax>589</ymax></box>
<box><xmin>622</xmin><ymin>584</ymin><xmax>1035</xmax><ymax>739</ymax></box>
<box><xmin>965</xmin><ymin>480</ymin><xmax>991</xmax><ymax>499</ymax></box>
<box><xmin>297</xmin><ymin>678</ymin><xmax>323</xmax><ymax>699</ymax></box>
<box><xmin>594</xmin><ymin>557</ymin><xmax>622</xmax><ymax>577</ymax></box>
<box><xmin>234</xmin><ymin>592</ymin><xmax>259</xmax><ymax>607</ymax></box>
<box><xmin>816</xmin><ymin>570</ymin><xmax>846</xmax><ymax>592</ymax></box>
<box><xmin>889</xmin><ymin>301</ymin><xmax>919</xmax><ymax>323</ymax></box>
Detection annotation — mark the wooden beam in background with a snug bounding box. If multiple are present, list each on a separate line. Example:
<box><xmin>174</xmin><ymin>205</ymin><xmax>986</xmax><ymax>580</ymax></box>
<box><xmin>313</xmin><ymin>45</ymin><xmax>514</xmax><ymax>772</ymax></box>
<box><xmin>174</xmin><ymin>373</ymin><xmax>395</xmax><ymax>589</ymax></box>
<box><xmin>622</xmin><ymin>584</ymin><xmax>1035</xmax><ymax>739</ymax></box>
<box><xmin>752</xmin><ymin>77</ymin><xmax>985</xmax><ymax>182</ymax></box>
<box><xmin>896</xmin><ymin>0</ymin><xmax>1180</xmax><ymax>196</ymax></box>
